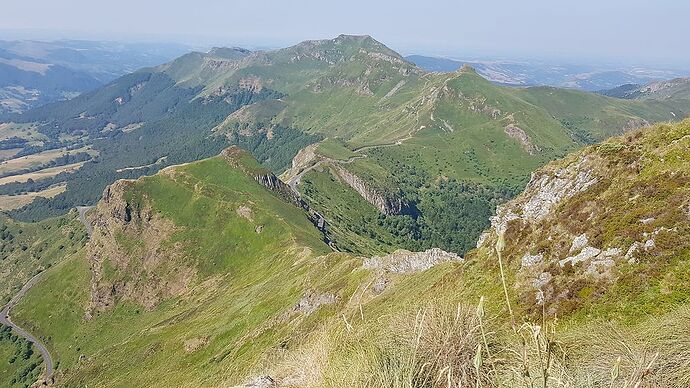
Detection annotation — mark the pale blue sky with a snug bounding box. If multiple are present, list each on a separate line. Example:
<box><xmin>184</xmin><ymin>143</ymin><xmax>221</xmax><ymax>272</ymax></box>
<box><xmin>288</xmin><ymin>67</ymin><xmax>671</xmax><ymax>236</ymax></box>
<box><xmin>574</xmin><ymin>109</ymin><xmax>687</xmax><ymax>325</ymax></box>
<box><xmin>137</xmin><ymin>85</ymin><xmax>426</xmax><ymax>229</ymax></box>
<box><xmin>2</xmin><ymin>0</ymin><xmax>689</xmax><ymax>66</ymax></box>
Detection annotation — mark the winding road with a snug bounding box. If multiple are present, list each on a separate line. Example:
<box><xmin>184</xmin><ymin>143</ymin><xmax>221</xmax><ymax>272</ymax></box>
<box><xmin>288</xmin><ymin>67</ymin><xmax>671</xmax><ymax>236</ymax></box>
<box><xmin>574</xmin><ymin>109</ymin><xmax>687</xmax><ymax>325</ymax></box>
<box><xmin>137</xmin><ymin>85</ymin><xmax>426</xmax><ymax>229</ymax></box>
<box><xmin>0</xmin><ymin>205</ymin><xmax>95</xmax><ymax>384</ymax></box>
<box><xmin>77</xmin><ymin>205</ymin><xmax>95</xmax><ymax>236</ymax></box>
<box><xmin>0</xmin><ymin>273</ymin><xmax>54</xmax><ymax>381</ymax></box>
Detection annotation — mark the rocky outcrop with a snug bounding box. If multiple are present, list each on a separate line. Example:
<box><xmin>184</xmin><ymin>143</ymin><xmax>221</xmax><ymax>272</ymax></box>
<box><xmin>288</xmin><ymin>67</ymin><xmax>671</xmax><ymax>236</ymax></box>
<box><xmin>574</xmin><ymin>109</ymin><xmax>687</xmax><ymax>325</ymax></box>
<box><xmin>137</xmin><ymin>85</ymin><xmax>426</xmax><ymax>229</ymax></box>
<box><xmin>505</xmin><ymin>124</ymin><xmax>540</xmax><ymax>154</ymax></box>
<box><xmin>364</xmin><ymin>248</ymin><xmax>463</xmax><ymax>274</ymax></box>
<box><xmin>483</xmin><ymin>155</ymin><xmax>599</xmax><ymax>245</ymax></box>
<box><xmin>474</xmin><ymin>120</ymin><xmax>690</xmax><ymax>317</ymax></box>
<box><xmin>292</xmin><ymin>291</ymin><xmax>338</xmax><ymax>315</ymax></box>
<box><xmin>331</xmin><ymin>164</ymin><xmax>407</xmax><ymax>215</ymax></box>
<box><xmin>242</xmin><ymin>376</ymin><xmax>277</xmax><ymax>388</ymax></box>
<box><xmin>86</xmin><ymin>180</ymin><xmax>194</xmax><ymax>316</ymax></box>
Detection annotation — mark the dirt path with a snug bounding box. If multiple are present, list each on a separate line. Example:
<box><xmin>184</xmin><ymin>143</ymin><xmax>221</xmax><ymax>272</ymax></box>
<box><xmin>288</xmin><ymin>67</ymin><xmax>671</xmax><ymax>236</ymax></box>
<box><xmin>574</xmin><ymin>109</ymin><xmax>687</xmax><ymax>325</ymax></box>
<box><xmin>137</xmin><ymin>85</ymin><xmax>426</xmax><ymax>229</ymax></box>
<box><xmin>0</xmin><ymin>273</ymin><xmax>54</xmax><ymax>381</ymax></box>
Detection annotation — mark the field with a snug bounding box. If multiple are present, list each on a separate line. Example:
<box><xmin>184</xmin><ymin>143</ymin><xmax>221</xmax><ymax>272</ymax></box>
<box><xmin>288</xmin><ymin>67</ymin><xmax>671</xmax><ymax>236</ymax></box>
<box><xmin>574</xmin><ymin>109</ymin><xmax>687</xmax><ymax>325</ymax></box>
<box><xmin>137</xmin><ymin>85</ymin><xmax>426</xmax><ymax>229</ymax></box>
<box><xmin>0</xmin><ymin>162</ymin><xmax>86</xmax><ymax>185</ymax></box>
<box><xmin>0</xmin><ymin>122</ymin><xmax>46</xmax><ymax>143</ymax></box>
<box><xmin>0</xmin><ymin>184</ymin><xmax>67</xmax><ymax>211</ymax></box>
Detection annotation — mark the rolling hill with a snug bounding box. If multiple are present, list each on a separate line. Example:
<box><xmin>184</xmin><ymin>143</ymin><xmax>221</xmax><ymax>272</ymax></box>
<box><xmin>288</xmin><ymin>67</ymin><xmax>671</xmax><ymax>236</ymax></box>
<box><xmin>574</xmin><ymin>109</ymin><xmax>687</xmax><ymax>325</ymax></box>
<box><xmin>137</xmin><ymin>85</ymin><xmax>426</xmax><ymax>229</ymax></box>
<box><xmin>600</xmin><ymin>77</ymin><xmax>690</xmax><ymax>115</ymax></box>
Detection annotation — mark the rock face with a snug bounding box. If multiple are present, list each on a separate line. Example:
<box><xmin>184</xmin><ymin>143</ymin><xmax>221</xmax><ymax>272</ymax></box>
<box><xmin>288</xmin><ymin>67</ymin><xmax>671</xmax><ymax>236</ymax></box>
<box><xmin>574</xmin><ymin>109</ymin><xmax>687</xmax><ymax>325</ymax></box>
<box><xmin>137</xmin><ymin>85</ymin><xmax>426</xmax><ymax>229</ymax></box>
<box><xmin>364</xmin><ymin>248</ymin><xmax>463</xmax><ymax>274</ymax></box>
<box><xmin>485</xmin><ymin>155</ymin><xmax>599</xmax><ymax>243</ymax></box>
<box><xmin>505</xmin><ymin>124</ymin><xmax>540</xmax><ymax>154</ymax></box>
<box><xmin>86</xmin><ymin>180</ymin><xmax>194</xmax><ymax>316</ymax></box>
<box><xmin>332</xmin><ymin>164</ymin><xmax>407</xmax><ymax>215</ymax></box>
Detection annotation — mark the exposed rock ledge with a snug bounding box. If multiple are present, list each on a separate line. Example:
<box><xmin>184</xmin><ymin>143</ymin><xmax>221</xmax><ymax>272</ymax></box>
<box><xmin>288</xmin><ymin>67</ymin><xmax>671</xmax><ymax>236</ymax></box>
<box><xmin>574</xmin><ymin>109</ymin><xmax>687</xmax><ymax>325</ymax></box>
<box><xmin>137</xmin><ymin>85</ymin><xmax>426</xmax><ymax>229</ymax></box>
<box><xmin>332</xmin><ymin>164</ymin><xmax>407</xmax><ymax>215</ymax></box>
<box><xmin>481</xmin><ymin>155</ymin><xmax>599</xmax><ymax>246</ymax></box>
<box><xmin>363</xmin><ymin>248</ymin><xmax>463</xmax><ymax>273</ymax></box>
<box><xmin>505</xmin><ymin>124</ymin><xmax>540</xmax><ymax>155</ymax></box>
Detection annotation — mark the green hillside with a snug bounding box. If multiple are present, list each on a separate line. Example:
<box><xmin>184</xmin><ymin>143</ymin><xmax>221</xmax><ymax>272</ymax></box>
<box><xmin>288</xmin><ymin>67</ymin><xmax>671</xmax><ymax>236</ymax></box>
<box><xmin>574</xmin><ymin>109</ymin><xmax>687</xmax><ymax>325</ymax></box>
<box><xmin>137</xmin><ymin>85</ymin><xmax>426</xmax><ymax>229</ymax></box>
<box><xmin>8</xmin><ymin>120</ymin><xmax>690</xmax><ymax>386</ymax></box>
<box><xmin>10</xmin><ymin>147</ymin><xmax>339</xmax><ymax>386</ymax></box>
<box><xmin>0</xmin><ymin>213</ymin><xmax>86</xmax><ymax>304</ymax></box>
<box><xmin>1</xmin><ymin>35</ymin><xmax>686</xmax><ymax>257</ymax></box>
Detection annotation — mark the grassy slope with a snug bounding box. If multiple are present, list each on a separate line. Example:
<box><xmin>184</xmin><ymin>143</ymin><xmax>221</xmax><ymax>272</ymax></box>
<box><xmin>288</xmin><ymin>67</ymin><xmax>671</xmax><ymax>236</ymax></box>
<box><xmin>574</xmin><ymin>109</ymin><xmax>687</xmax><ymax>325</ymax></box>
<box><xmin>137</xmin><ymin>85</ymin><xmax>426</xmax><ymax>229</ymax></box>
<box><xmin>10</xmin><ymin>152</ymin><xmax>365</xmax><ymax>386</ymax></box>
<box><xmin>472</xmin><ymin>119</ymin><xmax>690</xmax><ymax>320</ymax></box>
<box><xmin>9</xmin><ymin>120</ymin><xmax>690</xmax><ymax>386</ymax></box>
<box><xmin>0</xmin><ymin>212</ymin><xmax>87</xmax><ymax>304</ymax></box>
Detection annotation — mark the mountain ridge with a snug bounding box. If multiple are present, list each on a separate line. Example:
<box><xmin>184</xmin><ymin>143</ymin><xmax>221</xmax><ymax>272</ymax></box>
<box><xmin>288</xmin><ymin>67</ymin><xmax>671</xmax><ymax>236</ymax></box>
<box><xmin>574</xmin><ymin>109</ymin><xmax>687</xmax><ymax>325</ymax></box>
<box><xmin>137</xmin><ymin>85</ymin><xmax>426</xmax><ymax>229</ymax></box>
<box><xmin>2</xmin><ymin>35</ymin><xmax>687</xmax><ymax>257</ymax></box>
<box><xmin>7</xmin><ymin>119</ymin><xmax>690</xmax><ymax>386</ymax></box>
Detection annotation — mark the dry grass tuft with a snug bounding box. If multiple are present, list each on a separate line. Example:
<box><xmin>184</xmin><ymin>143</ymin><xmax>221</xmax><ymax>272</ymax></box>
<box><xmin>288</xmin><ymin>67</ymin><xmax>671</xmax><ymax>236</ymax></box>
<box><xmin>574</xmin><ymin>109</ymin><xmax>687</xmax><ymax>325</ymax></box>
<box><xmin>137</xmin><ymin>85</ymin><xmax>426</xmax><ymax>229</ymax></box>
<box><xmin>336</xmin><ymin>302</ymin><xmax>499</xmax><ymax>388</ymax></box>
<box><xmin>562</xmin><ymin>306</ymin><xmax>690</xmax><ymax>387</ymax></box>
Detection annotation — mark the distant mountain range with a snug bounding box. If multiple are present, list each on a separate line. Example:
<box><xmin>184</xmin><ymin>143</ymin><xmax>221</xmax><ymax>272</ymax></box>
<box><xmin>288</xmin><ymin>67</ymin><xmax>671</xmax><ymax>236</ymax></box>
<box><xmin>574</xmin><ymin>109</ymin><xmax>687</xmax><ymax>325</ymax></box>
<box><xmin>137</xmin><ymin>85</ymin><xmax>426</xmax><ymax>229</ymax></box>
<box><xmin>0</xmin><ymin>40</ymin><xmax>193</xmax><ymax>115</ymax></box>
<box><xmin>2</xmin><ymin>35</ymin><xmax>685</xmax><ymax>258</ymax></box>
<box><xmin>406</xmin><ymin>54</ymin><xmax>690</xmax><ymax>91</ymax></box>
<box><xmin>2</xmin><ymin>35</ymin><xmax>690</xmax><ymax>387</ymax></box>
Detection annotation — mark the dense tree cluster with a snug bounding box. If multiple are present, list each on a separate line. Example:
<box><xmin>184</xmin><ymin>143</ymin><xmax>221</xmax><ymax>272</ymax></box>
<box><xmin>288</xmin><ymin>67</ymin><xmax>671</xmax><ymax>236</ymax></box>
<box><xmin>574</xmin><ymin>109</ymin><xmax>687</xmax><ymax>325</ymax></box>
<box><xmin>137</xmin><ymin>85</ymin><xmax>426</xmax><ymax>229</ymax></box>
<box><xmin>376</xmin><ymin>179</ymin><xmax>517</xmax><ymax>254</ymax></box>
<box><xmin>0</xmin><ymin>324</ymin><xmax>42</xmax><ymax>387</ymax></box>
<box><xmin>0</xmin><ymin>137</ymin><xmax>28</xmax><ymax>150</ymax></box>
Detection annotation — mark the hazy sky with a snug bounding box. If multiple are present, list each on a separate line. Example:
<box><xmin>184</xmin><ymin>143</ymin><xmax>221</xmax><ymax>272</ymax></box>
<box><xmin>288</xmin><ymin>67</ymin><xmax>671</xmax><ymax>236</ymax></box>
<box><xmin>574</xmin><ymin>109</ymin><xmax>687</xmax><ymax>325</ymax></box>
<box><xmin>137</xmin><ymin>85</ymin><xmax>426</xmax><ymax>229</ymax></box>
<box><xmin>2</xmin><ymin>0</ymin><xmax>689</xmax><ymax>66</ymax></box>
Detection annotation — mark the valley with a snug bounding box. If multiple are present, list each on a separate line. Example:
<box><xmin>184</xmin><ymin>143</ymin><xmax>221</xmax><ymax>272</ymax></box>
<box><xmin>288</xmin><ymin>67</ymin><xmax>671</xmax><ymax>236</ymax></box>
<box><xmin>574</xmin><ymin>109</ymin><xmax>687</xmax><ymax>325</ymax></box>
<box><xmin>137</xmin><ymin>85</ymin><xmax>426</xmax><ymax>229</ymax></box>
<box><xmin>0</xmin><ymin>31</ymin><xmax>689</xmax><ymax>388</ymax></box>
<box><xmin>1</xmin><ymin>35</ymin><xmax>686</xmax><ymax>255</ymax></box>
<box><xmin>3</xmin><ymin>119</ymin><xmax>689</xmax><ymax>386</ymax></box>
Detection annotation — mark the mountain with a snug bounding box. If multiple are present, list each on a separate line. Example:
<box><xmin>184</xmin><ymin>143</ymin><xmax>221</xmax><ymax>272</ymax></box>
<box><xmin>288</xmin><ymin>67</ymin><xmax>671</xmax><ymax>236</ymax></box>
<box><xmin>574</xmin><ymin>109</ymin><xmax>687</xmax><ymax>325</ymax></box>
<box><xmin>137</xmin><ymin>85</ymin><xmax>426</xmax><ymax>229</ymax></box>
<box><xmin>600</xmin><ymin>77</ymin><xmax>690</xmax><ymax>120</ymax></box>
<box><xmin>406</xmin><ymin>54</ymin><xmax>690</xmax><ymax>91</ymax></box>
<box><xmin>1</xmin><ymin>35</ymin><xmax>686</xmax><ymax>258</ymax></box>
<box><xmin>7</xmin><ymin>119</ymin><xmax>690</xmax><ymax>387</ymax></box>
<box><xmin>0</xmin><ymin>40</ymin><xmax>193</xmax><ymax>115</ymax></box>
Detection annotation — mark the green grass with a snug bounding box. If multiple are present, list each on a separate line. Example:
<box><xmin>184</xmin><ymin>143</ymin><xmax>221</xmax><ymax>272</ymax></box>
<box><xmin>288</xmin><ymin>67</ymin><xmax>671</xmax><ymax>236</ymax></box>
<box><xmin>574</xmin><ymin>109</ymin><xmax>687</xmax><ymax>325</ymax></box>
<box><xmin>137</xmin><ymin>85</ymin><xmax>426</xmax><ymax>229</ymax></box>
<box><xmin>4</xmin><ymin>36</ymin><xmax>690</xmax><ymax>386</ymax></box>
<box><xmin>315</xmin><ymin>138</ymin><xmax>357</xmax><ymax>161</ymax></box>
<box><xmin>9</xmin><ymin>121</ymin><xmax>690</xmax><ymax>386</ymax></box>
<box><xmin>10</xmin><ymin>152</ymin><xmax>363</xmax><ymax>386</ymax></box>
<box><xmin>0</xmin><ymin>212</ymin><xmax>87</xmax><ymax>304</ymax></box>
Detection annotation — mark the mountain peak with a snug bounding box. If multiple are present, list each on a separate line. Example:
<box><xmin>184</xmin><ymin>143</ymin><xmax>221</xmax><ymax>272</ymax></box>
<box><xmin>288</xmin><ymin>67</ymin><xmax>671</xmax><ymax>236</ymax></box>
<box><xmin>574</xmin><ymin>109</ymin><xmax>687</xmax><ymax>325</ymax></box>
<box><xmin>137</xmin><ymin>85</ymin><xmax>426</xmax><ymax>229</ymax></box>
<box><xmin>207</xmin><ymin>47</ymin><xmax>252</xmax><ymax>60</ymax></box>
<box><xmin>458</xmin><ymin>63</ymin><xmax>477</xmax><ymax>74</ymax></box>
<box><xmin>334</xmin><ymin>34</ymin><xmax>375</xmax><ymax>42</ymax></box>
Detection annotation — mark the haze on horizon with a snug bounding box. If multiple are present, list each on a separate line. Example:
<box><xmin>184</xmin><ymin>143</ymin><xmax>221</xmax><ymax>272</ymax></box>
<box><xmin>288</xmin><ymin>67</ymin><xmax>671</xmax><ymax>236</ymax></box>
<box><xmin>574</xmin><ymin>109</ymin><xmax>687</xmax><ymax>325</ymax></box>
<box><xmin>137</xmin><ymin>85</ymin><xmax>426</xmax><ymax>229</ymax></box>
<box><xmin>2</xmin><ymin>0</ymin><xmax>689</xmax><ymax>68</ymax></box>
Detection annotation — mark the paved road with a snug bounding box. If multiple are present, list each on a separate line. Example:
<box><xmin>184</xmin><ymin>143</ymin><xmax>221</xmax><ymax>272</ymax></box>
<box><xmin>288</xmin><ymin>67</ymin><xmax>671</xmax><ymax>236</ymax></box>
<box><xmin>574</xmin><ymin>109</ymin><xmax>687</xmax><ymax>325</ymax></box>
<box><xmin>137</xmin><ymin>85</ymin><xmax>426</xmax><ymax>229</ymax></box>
<box><xmin>76</xmin><ymin>205</ymin><xmax>95</xmax><ymax>236</ymax></box>
<box><xmin>0</xmin><ymin>273</ymin><xmax>54</xmax><ymax>381</ymax></box>
<box><xmin>0</xmin><ymin>206</ymin><xmax>95</xmax><ymax>384</ymax></box>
